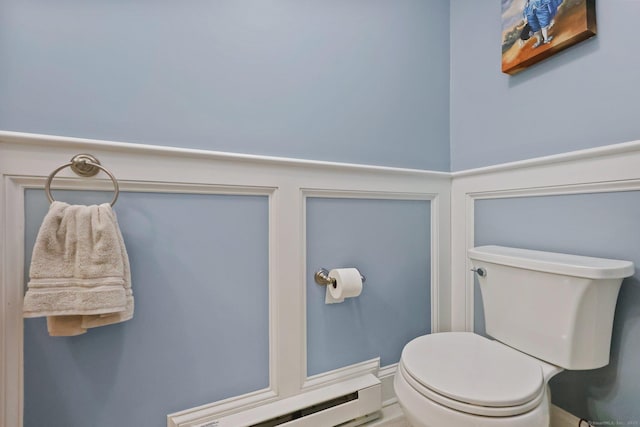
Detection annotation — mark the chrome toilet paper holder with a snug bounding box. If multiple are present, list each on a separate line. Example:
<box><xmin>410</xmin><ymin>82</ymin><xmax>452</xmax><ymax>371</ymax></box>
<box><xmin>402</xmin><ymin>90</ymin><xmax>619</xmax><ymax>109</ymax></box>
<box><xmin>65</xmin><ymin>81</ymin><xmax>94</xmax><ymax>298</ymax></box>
<box><xmin>314</xmin><ymin>268</ymin><xmax>366</xmax><ymax>288</ymax></box>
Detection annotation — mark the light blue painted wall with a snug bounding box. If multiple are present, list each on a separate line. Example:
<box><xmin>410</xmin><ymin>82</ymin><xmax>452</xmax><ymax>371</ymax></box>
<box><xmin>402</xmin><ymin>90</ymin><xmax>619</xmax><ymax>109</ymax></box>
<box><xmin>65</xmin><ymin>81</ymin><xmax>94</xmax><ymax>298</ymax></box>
<box><xmin>474</xmin><ymin>193</ymin><xmax>640</xmax><ymax>423</ymax></box>
<box><xmin>7</xmin><ymin>1</ymin><xmax>448</xmax><ymax>423</ymax></box>
<box><xmin>450</xmin><ymin>0</ymin><xmax>640</xmax><ymax>171</ymax></box>
<box><xmin>0</xmin><ymin>0</ymin><xmax>450</xmax><ymax>171</ymax></box>
<box><xmin>306</xmin><ymin>198</ymin><xmax>431</xmax><ymax>375</ymax></box>
<box><xmin>13</xmin><ymin>0</ymin><xmax>640</xmax><ymax>423</ymax></box>
<box><xmin>23</xmin><ymin>190</ymin><xmax>270</xmax><ymax>427</ymax></box>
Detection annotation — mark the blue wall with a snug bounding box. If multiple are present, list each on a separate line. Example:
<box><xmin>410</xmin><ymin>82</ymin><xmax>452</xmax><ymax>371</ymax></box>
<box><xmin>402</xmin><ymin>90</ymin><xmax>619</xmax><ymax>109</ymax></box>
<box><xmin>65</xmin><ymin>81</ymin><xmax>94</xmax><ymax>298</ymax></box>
<box><xmin>0</xmin><ymin>0</ymin><xmax>450</xmax><ymax>171</ymax></box>
<box><xmin>450</xmin><ymin>0</ymin><xmax>640</xmax><ymax>171</ymax></box>
<box><xmin>306</xmin><ymin>198</ymin><xmax>431</xmax><ymax>375</ymax></box>
<box><xmin>9</xmin><ymin>0</ymin><xmax>640</xmax><ymax>423</ymax></box>
<box><xmin>6</xmin><ymin>2</ymin><xmax>447</xmax><ymax>423</ymax></box>
<box><xmin>474</xmin><ymin>193</ymin><xmax>640</xmax><ymax>423</ymax></box>
<box><xmin>24</xmin><ymin>190</ymin><xmax>270</xmax><ymax>427</ymax></box>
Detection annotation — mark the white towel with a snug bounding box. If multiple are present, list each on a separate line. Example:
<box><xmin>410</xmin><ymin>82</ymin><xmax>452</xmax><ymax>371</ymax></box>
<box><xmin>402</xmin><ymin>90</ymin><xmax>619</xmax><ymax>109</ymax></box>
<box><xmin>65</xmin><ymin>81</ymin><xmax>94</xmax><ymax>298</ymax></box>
<box><xmin>81</xmin><ymin>213</ymin><xmax>134</xmax><ymax>330</ymax></box>
<box><xmin>23</xmin><ymin>201</ymin><xmax>133</xmax><ymax>336</ymax></box>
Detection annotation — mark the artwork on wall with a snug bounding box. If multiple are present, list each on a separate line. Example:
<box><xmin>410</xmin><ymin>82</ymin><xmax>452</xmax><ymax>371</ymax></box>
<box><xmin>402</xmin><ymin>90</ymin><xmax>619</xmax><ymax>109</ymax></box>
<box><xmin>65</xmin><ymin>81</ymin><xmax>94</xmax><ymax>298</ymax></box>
<box><xmin>501</xmin><ymin>0</ymin><xmax>596</xmax><ymax>75</ymax></box>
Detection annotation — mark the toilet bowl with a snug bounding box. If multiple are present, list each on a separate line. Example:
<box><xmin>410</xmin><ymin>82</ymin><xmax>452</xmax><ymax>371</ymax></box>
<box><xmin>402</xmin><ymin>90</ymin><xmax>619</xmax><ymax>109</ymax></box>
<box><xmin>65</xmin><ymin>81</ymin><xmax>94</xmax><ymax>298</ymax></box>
<box><xmin>394</xmin><ymin>332</ymin><xmax>561</xmax><ymax>427</ymax></box>
<box><xmin>395</xmin><ymin>246</ymin><xmax>634</xmax><ymax>427</ymax></box>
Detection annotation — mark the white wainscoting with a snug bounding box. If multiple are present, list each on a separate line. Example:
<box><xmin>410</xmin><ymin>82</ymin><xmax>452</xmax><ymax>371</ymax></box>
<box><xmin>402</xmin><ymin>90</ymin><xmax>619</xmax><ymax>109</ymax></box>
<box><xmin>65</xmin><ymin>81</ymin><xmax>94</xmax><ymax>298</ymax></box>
<box><xmin>450</xmin><ymin>139</ymin><xmax>640</xmax><ymax>332</ymax></box>
<box><xmin>0</xmin><ymin>131</ymin><xmax>450</xmax><ymax>427</ymax></box>
<box><xmin>4</xmin><ymin>130</ymin><xmax>638</xmax><ymax>426</ymax></box>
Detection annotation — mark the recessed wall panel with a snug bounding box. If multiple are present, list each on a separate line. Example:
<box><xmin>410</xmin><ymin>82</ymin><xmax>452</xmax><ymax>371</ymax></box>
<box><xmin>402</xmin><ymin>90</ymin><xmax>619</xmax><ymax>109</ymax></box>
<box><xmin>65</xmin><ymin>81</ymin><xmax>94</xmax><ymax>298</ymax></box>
<box><xmin>306</xmin><ymin>197</ymin><xmax>430</xmax><ymax>376</ymax></box>
<box><xmin>475</xmin><ymin>192</ymin><xmax>640</xmax><ymax>421</ymax></box>
<box><xmin>23</xmin><ymin>190</ymin><xmax>270</xmax><ymax>427</ymax></box>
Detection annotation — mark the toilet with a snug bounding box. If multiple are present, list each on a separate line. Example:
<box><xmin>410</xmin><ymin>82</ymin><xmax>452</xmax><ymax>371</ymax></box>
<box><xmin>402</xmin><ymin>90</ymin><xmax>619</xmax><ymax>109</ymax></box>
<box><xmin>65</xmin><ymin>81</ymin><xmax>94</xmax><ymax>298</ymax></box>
<box><xmin>394</xmin><ymin>245</ymin><xmax>634</xmax><ymax>427</ymax></box>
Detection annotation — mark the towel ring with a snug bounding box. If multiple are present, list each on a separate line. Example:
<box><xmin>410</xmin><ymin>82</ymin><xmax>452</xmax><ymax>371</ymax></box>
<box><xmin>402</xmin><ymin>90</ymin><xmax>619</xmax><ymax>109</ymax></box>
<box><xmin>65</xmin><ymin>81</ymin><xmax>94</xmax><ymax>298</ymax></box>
<box><xmin>45</xmin><ymin>154</ymin><xmax>120</xmax><ymax>206</ymax></box>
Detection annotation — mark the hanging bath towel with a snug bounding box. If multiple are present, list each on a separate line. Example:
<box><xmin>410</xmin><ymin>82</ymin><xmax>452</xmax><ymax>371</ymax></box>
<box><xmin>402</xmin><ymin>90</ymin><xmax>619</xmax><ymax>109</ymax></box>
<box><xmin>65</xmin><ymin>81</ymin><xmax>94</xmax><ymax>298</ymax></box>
<box><xmin>23</xmin><ymin>201</ymin><xmax>133</xmax><ymax>336</ymax></box>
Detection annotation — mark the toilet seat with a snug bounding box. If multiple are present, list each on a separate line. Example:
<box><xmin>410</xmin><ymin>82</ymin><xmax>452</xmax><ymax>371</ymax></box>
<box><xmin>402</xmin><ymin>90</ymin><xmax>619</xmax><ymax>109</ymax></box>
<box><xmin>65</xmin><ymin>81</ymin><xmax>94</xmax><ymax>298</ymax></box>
<box><xmin>399</xmin><ymin>332</ymin><xmax>546</xmax><ymax>417</ymax></box>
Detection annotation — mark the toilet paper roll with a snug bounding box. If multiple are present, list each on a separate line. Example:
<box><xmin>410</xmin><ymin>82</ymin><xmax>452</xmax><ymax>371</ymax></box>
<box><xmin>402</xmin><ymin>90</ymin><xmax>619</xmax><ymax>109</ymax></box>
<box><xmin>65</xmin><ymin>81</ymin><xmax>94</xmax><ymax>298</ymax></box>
<box><xmin>325</xmin><ymin>268</ymin><xmax>363</xmax><ymax>304</ymax></box>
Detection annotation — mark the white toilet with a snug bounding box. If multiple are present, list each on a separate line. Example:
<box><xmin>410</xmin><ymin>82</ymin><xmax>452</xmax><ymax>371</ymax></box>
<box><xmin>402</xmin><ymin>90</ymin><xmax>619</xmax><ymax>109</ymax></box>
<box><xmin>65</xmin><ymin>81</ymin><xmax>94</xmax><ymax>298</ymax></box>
<box><xmin>394</xmin><ymin>245</ymin><xmax>634</xmax><ymax>427</ymax></box>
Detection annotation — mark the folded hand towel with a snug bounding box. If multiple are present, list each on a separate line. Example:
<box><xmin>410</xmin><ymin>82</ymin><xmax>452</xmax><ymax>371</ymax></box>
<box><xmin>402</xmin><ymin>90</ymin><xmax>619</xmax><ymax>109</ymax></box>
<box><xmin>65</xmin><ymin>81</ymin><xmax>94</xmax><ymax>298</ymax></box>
<box><xmin>23</xmin><ymin>202</ymin><xmax>132</xmax><ymax>336</ymax></box>
<box><xmin>47</xmin><ymin>210</ymin><xmax>134</xmax><ymax>334</ymax></box>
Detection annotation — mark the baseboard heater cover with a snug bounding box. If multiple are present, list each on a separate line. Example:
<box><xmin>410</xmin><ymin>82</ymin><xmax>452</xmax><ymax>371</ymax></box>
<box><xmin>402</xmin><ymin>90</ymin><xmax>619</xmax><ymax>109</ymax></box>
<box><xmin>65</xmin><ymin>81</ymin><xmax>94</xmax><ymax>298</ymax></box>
<box><xmin>195</xmin><ymin>374</ymin><xmax>381</xmax><ymax>427</ymax></box>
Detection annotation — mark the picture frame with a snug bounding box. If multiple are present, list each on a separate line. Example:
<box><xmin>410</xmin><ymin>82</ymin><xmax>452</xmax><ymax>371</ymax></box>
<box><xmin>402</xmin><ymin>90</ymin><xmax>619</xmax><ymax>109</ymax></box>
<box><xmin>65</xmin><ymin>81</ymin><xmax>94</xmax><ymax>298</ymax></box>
<box><xmin>501</xmin><ymin>0</ymin><xmax>596</xmax><ymax>75</ymax></box>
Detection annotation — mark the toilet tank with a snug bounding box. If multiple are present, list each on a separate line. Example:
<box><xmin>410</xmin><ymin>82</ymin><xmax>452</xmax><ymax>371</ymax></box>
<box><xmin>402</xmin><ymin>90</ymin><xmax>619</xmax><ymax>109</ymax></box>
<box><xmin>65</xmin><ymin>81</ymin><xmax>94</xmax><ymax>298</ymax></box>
<box><xmin>468</xmin><ymin>245</ymin><xmax>634</xmax><ymax>370</ymax></box>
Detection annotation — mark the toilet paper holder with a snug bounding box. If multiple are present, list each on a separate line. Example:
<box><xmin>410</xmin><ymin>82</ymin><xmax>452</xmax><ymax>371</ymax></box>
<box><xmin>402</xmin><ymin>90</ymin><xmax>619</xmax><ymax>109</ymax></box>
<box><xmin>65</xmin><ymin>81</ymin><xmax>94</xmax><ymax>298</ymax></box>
<box><xmin>314</xmin><ymin>268</ymin><xmax>366</xmax><ymax>288</ymax></box>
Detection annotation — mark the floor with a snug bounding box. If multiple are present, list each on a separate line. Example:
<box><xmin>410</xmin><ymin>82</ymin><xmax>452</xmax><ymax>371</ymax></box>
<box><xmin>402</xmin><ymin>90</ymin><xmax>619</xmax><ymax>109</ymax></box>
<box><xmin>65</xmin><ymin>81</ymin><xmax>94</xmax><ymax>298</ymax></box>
<box><xmin>365</xmin><ymin>403</ymin><xmax>408</xmax><ymax>427</ymax></box>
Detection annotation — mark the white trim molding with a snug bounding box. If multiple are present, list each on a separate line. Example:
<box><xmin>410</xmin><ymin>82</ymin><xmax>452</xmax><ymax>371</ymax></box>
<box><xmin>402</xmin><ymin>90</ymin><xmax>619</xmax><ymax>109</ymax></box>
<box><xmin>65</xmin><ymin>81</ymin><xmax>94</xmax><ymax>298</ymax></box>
<box><xmin>168</xmin><ymin>389</ymin><xmax>279</xmax><ymax>427</ymax></box>
<box><xmin>0</xmin><ymin>130</ymin><xmax>449</xmax><ymax>427</ymax></box>
<box><xmin>2</xmin><ymin>174</ymin><xmax>280</xmax><ymax>427</ymax></box>
<box><xmin>377</xmin><ymin>364</ymin><xmax>400</xmax><ymax>406</ymax></box>
<box><xmin>300</xmin><ymin>187</ymin><xmax>450</xmax><ymax>381</ymax></box>
<box><xmin>302</xmin><ymin>358</ymin><xmax>381</xmax><ymax>391</ymax></box>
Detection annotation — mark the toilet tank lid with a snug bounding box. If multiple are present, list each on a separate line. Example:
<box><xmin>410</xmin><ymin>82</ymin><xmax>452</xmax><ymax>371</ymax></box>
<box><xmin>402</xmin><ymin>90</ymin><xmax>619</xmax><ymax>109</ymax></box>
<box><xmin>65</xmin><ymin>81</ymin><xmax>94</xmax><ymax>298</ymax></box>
<box><xmin>468</xmin><ymin>246</ymin><xmax>634</xmax><ymax>279</ymax></box>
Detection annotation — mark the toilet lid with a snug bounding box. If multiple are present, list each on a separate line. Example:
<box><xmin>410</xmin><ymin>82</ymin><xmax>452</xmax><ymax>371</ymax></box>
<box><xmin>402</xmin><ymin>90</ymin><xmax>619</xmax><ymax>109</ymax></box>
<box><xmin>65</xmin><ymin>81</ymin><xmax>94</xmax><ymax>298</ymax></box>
<box><xmin>401</xmin><ymin>332</ymin><xmax>544</xmax><ymax>408</ymax></box>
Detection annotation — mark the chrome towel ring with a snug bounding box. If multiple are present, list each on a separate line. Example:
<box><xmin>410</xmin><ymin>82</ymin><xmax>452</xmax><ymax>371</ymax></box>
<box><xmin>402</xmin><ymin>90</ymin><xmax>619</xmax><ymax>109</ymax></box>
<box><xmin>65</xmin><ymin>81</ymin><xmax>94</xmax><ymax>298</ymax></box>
<box><xmin>45</xmin><ymin>154</ymin><xmax>120</xmax><ymax>206</ymax></box>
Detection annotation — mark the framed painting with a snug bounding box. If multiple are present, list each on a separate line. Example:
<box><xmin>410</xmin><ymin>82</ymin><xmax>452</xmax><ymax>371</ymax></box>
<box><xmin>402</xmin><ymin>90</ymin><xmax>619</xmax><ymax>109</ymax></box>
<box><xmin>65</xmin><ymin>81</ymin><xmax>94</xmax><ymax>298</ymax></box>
<box><xmin>501</xmin><ymin>0</ymin><xmax>596</xmax><ymax>75</ymax></box>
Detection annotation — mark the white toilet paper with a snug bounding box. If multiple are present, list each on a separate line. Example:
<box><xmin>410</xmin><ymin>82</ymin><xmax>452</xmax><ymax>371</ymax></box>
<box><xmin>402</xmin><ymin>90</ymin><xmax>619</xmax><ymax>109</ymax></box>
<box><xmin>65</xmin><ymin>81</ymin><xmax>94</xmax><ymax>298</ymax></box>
<box><xmin>325</xmin><ymin>268</ymin><xmax>363</xmax><ymax>304</ymax></box>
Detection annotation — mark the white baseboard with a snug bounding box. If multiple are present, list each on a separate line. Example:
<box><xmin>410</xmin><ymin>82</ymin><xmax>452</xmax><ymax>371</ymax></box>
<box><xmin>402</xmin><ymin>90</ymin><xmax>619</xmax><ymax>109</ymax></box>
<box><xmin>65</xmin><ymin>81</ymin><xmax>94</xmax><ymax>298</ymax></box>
<box><xmin>303</xmin><ymin>358</ymin><xmax>381</xmax><ymax>391</ymax></box>
<box><xmin>551</xmin><ymin>404</ymin><xmax>582</xmax><ymax>427</ymax></box>
<box><xmin>377</xmin><ymin>364</ymin><xmax>399</xmax><ymax>406</ymax></box>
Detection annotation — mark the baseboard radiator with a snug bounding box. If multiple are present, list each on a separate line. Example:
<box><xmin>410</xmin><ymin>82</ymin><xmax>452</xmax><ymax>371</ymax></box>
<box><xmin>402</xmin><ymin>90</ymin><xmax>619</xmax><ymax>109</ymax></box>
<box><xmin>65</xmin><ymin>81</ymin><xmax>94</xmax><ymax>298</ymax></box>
<box><xmin>196</xmin><ymin>375</ymin><xmax>382</xmax><ymax>427</ymax></box>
